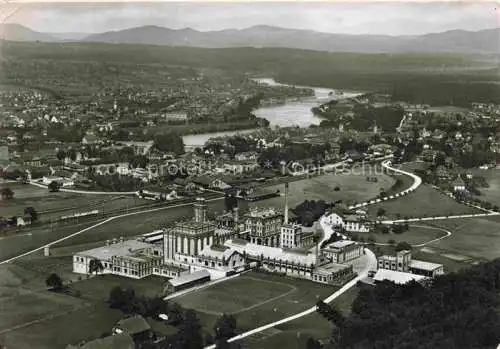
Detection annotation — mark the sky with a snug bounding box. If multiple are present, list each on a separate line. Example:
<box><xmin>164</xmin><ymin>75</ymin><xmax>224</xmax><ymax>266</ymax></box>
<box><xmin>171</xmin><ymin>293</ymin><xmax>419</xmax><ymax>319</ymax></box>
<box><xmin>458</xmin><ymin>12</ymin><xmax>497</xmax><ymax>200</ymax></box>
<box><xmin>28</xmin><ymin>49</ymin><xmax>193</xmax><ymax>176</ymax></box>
<box><xmin>3</xmin><ymin>2</ymin><xmax>499</xmax><ymax>36</ymax></box>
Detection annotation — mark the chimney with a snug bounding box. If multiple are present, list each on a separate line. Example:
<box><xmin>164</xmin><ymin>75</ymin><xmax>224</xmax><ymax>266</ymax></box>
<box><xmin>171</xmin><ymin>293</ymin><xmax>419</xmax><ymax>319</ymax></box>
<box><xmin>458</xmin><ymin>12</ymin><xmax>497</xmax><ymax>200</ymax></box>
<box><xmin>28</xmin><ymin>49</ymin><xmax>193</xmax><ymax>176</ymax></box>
<box><xmin>233</xmin><ymin>207</ymin><xmax>239</xmax><ymax>233</ymax></box>
<box><xmin>284</xmin><ymin>182</ymin><xmax>289</xmax><ymax>224</ymax></box>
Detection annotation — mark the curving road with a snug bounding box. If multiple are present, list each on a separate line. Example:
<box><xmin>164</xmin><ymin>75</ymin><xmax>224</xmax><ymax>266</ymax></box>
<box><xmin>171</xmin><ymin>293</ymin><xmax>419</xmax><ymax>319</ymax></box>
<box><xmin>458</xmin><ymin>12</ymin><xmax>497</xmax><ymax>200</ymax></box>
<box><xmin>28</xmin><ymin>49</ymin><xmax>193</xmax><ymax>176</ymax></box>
<box><xmin>349</xmin><ymin>160</ymin><xmax>422</xmax><ymax>210</ymax></box>
<box><xmin>373</xmin><ymin>224</ymin><xmax>453</xmax><ymax>248</ymax></box>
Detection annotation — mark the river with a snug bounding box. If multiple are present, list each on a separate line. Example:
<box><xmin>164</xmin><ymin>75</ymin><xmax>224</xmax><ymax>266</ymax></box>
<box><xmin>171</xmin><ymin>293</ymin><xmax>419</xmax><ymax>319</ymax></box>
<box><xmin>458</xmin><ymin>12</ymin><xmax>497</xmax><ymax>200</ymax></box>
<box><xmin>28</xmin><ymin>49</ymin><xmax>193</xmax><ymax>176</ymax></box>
<box><xmin>182</xmin><ymin>78</ymin><xmax>360</xmax><ymax>150</ymax></box>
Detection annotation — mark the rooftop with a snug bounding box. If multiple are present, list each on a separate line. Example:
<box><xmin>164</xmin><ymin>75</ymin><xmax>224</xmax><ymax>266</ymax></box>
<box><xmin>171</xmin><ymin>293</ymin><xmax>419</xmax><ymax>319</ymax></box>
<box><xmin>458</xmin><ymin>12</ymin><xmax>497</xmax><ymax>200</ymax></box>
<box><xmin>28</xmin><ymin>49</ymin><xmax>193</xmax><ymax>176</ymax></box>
<box><xmin>224</xmin><ymin>239</ymin><xmax>316</xmax><ymax>266</ymax></box>
<box><xmin>410</xmin><ymin>259</ymin><xmax>443</xmax><ymax>271</ymax></box>
<box><xmin>326</xmin><ymin>240</ymin><xmax>357</xmax><ymax>249</ymax></box>
<box><xmin>245</xmin><ymin>207</ymin><xmax>283</xmax><ymax>219</ymax></box>
<box><xmin>314</xmin><ymin>262</ymin><xmax>351</xmax><ymax>275</ymax></box>
<box><xmin>168</xmin><ymin>269</ymin><xmax>211</xmax><ymax>287</ymax></box>
<box><xmin>75</xmin><ymin>240</ymin><xmax>156</xmax><ymax>262</ymax></box>
<box><xmin>373</xmin><ymin>269</ymin><xmax>426</xmax><ymax>285</ymax></box>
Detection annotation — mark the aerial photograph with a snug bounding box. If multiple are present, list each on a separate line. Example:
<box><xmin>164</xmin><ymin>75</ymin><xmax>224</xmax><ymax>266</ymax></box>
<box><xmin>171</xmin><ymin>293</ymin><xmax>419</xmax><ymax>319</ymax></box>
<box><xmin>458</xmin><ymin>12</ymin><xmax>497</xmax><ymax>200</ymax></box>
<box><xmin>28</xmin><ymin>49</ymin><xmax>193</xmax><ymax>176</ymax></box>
<box><xmin>0</xmin><ymin>1</ymin><xmax>499</xmax><ymax>349</ymax></box>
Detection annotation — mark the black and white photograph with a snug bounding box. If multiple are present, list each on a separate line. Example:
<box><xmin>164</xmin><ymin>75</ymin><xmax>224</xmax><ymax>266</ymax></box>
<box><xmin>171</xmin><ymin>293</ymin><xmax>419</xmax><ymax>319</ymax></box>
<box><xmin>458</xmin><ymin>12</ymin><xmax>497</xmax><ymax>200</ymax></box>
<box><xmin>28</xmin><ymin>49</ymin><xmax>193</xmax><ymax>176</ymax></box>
<box><xmin>0</xmin><ymin>1</ymin><xmax>499</xmax><ymax>349</ymax></box>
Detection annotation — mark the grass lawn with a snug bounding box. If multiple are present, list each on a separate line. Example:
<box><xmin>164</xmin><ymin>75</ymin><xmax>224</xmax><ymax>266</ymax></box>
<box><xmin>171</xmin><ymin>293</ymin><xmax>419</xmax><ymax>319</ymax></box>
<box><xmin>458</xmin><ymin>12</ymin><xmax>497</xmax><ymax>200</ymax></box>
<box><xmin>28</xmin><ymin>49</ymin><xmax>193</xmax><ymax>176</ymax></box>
<box><xmin>354</xmin><ymin>225</ymin><xmax>445</xmax><ymax>246</ymax></box>
<box><xmin>0</xmin><ymin>304</ymin><xmax>123</xmax><ymax>349</ymax></box>
<box><xmin>70</xmin><ymin>274</ymin><xmax>166</xmax><ymax>302</ymax></box>
<box><xmin>252</xmin><ymin>169</ymin><xmax>395</xmax><ymax>210</ymax></box>
<box><xmin>468</xmin><ymin>168</ymin><xmax>500</xmax><ymax>207</ymax></box>
<box><xmin>367</xmin><ymin>184</ymin><xmax>482</xmax><ymax>219</ymax></box>
<box><xmin>175</xmin><ymin>271</ymin><xmax>337</xmax><ymax>336</ymax></box>
<box><xmin>55</xmin><ymin>198</ymin><xmax>225</xmax><ymax>248</ymax></box>
<box><xmin>0</xmin><ymin>291</ymin><xmax>88</xmax><ymax>335</ymax></box>
<box><xmin>0</xmin><ymin>220</ymin><xmax>105</xmax><ymax>262</ymax></box>
<box><xmin>423</xmin><ymin>216</ymin><xmax>500</xmax><ymax>260</ymax></box>
<box><xmin>0</xmin><ymin>183</ymin><xmax>150</xmax><ymax>222</ymax></box>
<box><xmin>240</xmin><ymin>285</ymin><xmax>360</xmax><ymax>349</ymax></box>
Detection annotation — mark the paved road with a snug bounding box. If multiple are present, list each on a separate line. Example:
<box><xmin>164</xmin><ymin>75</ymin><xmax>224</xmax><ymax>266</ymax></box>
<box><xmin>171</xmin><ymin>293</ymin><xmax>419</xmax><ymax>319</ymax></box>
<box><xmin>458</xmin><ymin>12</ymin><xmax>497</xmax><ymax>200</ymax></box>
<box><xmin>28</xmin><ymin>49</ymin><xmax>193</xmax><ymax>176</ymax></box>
<box><xmin>380</xmin><ymin>211</ymin><xmax>499</xmax><ymax>225</ymax></box>
<box><xmin>349</xmin><ymin>160</ymin><xmax>422</xmax><ymax>210</ymax></box>
<box><xmin>0</xmin><ymin>196</ymin><xmax>224</xmax><ymax>265</ymax></box>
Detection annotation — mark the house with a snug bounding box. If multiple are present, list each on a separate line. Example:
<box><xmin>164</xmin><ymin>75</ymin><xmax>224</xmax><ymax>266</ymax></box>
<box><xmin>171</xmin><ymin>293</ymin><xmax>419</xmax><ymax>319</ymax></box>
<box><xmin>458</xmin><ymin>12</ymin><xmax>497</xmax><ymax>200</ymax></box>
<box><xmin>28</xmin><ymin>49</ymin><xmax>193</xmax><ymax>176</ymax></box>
<box><xmin>118</xmin><ymin>141</ymin><xmax>154</xmax><ymax>156</ymax></box>
<box><xmin>234</xmin><ymin>151</ymin><xmax>258</xmax><ymax>161</ymax></box>
<box><xmin>209</xmin><ymin>178</ymin><xmax>232</xmax><ymax>191</ymax></box>
<box><xmin>343</xmin><ymin>214</ymin><xmax>371</xmax><ymax>233</ymax></box>
<box><xmin>42</xmin><ymin>175</ymin><xmax>74</xmax><ymax>187</ymax></box>
<box><xmin>81</xmin><ymin>134</ymin><xmax>102</xmax><ymax>145</ymax></box>
<box><xmin>452</xmin><ymin>178</ymin><xmax>467</xmax><ymax>192</ymax></box>
<box><xmin>66</xmin><ymin>333</ymin><xmax>134</xmax><ymax>349</ymax></box>
<box><xmin>113</xmin><ymin>315</ymin><xmax>152</xmax><ymax>342</ymax></box>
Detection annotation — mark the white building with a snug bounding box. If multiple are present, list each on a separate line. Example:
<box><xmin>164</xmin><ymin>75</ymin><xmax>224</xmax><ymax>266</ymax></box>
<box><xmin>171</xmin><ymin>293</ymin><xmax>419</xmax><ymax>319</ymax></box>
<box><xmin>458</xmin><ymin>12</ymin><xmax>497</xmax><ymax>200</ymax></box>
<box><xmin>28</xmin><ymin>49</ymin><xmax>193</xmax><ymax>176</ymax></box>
<box><xmin>373</xmin><ymin>269</ymin><xmax>427</xmax><ymax>285</ymax></box>
<box><xmin>377</xmin><ymin>250</ymin><xmax>444</xmax><ymax>279</ymax></box>
<box><xmin>73</xmin><ymin>239</ymin><xmax>165</xmax><ymax>279</ymax></box>
<box><xmin>42</xmin><ymin>175</ymin><xmax>74</xmax><ymax>187</ymax></box>
<box><xmin>280</xmin><ymin>223</ymin><xmax>314</xmax><ymax>249</ymax></box>
<box><xmin>409</xmin><ymin>260</ymin><xmax>444</xmax><ymax>278</ymax></box>
<box><xmin>343</xmin><ymin>214</ymin><xmax>371</xmax><ymax>233</ymax></box>
<box><xmin>321</xmin><ymin>240</ymin><xmax>363</xmax><ymax>263</ymax></box>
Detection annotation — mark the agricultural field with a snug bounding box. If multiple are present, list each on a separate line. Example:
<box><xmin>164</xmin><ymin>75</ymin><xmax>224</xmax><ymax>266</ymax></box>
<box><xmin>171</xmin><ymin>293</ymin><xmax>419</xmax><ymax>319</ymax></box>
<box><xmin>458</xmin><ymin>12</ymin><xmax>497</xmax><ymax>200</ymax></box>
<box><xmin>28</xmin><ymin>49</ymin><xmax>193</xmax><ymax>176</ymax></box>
<box><xmin>0</xmin><ymin>182</ymin><xmax>150</xmax><ymax>222</ymax></box>
<box><xmin>254</xmin><ymin>169</ymin><xmax>395</xmax><ymax>210</ymax></box>
<box><xmin>353</xmin><ymin>224</ymin><xmax>446</xmax><ymax>246</ymax></box>
<box><xmin>468</xmin><ymin>168</ymin><xmax>500</xmax><ymax>206</ymax></box>
<box><xmin>423</xmin><ymin>216</ymin><xmax>500</xmax><ymax>260</ymax></box>
<box><xmin>175</xmin><ymin>271</ymin><xmax>337</xmax><ymax>336</ymax></box>
<box><xmin>241</xmin><ymin>286</ymin><xmax>359</xmax><ymax>349</ymax></box>
<box><xmin>367</xmin><ymin>184</ymin><xmax>482</xmax><ymax>219</ymax></box>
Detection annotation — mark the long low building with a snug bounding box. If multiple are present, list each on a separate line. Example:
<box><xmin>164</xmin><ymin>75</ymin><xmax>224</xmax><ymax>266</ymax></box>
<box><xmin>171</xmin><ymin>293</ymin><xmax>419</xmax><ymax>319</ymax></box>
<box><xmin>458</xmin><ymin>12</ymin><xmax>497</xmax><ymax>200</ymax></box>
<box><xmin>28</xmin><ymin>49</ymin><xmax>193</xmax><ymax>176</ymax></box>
<box><xmin>373</xmin><ymin>269</ymin><xmax>427</xmax><ymax>285</ymax></box>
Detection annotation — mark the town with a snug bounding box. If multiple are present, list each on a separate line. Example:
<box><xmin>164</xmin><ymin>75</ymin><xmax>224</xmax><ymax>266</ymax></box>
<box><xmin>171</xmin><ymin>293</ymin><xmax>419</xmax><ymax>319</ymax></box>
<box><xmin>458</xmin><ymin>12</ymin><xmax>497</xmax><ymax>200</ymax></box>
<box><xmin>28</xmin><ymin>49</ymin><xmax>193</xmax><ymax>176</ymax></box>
<box><xmin>0</xmin><ymin>4</ymin><xmax>499</xmax><ymax>349</ymax></box>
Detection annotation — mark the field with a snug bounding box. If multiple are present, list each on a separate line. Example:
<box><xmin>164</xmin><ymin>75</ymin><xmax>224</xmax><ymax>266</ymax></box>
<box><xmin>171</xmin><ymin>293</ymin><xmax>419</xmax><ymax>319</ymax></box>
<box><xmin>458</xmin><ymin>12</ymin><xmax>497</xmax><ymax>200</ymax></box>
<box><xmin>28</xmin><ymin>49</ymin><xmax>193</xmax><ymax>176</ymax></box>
<box><xmin>175</xmin><ymin>271</ymin><xmax>337</xmax><ymax>336</ymax></box>
<box><xmin>367</xmin><ymin>184</ymin><xmax>482</xmax><ymax>219</ymax></box>
<box><xmin>468</xmin><ymin>168</ymin><xmax>500</xmax><ymax>206</ymax></box>
<box><xmin>254</xmin><ymin>169</ymin><xmax>395</xmax><ymax>210</ymax></box>
<box><xmin>354</xmin><ymin>224</ymin><xmax>445</xmax><ymax>246</ymax></box>
<box><xmin>0</xmin><ymin>182</ymin><xmax>150</xmax><ymax>222</ymax></box>
<box><xmin>423</xmin><ymin>216</ymin><xmax>500</xmax><ymax>260</ymax></box>
<box><xmin>240</xmin><ymin>286</ymin><xmax>359</xmax><ymax>349</ymax></box>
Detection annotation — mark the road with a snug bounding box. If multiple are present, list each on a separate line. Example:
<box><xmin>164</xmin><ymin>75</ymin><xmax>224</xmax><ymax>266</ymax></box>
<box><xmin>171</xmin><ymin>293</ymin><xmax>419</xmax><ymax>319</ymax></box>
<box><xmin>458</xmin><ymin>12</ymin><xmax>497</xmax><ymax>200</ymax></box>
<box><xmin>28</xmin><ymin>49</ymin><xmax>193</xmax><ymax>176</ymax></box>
<box><xmin>349</xmin><ymin>160</ymin><xmax>422</xmax><ymax>210</ymax></box>
<box><xmin>29</xmin><ymin>180</ymin><xmax>138</xmax><ymax>195</ymax></box>
<box><xmin>373</xmin><ymin>224</ymin><xmax>453</xmax><ymax>248</ymax></box>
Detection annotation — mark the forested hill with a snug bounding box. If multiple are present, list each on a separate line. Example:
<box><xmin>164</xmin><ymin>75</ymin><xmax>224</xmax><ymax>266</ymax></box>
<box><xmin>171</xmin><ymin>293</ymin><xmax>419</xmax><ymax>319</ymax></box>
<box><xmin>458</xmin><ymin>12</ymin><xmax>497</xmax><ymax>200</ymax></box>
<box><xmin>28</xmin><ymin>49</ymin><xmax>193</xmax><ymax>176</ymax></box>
<box><xmin>1</xmin><ymin>41</ymin><xmax>498</xmax><ymax>106</ymax></box>
<box><xmin>316</xmin><ymin>259</ymin><xmax>500</xmax><ymax>349</ymax></box>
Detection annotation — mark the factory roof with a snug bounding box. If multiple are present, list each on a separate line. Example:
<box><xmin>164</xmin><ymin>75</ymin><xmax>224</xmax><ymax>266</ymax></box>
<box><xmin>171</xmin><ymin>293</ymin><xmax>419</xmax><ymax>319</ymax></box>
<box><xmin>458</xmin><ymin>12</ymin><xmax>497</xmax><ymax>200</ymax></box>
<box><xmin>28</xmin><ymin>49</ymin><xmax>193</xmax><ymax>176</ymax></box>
<box><xmin>373</xmin><ymin>269</ymin><xmax>426</xmax><ymax>285</ymax></box>
<box><xmin>313</xmin><ymin>262</ymin><xmax>351</xmax><ymax>275</ymax></box>
<box><xmin>410</xmin><ymin>260</ymin><xmax>443</xmax><ymax>271</ymax></box>
<box><xmin>325</xmin><ymin>240</ymin><xmax>357</xmax><ymax>249</ymax></box>
<box><xmin>74</xmin><ymin>240</ymin><xmax>156</xmax><ymax>262</ymax></box>
<box><xmin>168</xmin><ymin>270</ymin><xmax>211</xmax><ymax>287</ymax></box>
<box><xmin>224</xmin><ymin>239</ymin><xmax>316</xmax><ymax>266</ymax></box>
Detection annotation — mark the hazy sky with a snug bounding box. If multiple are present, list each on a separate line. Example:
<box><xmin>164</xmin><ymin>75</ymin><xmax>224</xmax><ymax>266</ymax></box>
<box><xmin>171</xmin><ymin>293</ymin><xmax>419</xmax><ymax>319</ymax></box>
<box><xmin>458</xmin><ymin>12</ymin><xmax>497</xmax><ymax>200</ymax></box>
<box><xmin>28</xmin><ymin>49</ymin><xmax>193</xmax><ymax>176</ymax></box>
<box><xmin>4</xmin><ymin>2</ymin><xmax>499</xmax><ymax>36</ymax></box>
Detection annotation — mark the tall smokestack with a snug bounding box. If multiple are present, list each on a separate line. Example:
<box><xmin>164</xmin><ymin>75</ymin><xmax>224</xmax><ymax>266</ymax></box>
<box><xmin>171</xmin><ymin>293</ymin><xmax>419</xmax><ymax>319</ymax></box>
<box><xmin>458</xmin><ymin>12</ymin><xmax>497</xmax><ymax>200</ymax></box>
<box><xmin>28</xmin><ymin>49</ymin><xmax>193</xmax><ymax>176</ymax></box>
<box><xmin>284</xmin><ymin>182</ymin><xmax>289</xmax><ymax>224</ymax></box>
<box><xmin>194</xmin><ymin>197</ymin><xmax>207</xmax><ymax>223</ymax></box>
<box><xmin>233</xmin><ymin>207</ymin><xmax>239</xmax><ymax>233</ymax></box>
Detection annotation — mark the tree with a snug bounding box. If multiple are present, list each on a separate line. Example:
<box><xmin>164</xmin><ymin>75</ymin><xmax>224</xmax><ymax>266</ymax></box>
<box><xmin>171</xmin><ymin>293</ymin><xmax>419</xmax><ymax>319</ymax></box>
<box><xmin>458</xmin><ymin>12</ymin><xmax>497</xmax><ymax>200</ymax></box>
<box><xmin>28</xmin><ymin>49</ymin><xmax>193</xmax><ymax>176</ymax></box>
<box><xmin>46</xmin><ymin>273</ymin><xmax>63</xmax><ymax>291</ymax></box>
<box><xmin>153</xmin><ymin>132</ymin><xmax>185</xmax><ymax>155</ymax></box>
<box><xmin>55</xmin><ymin>149</ymin><xmax>66</xmax><ymax>160</ymax></box>
<box><xmin>205</xmin><ymin>333</ymin><xmax>215</xmax><ymax>346</ymax></box>
<box><xmin>306</xmin><ymin>337</ymin><xmax>322</xmax><ymax>349</ymax></box>
<box><xmin>214</xmin><ymin>314</ymin><xmax>237</xmax><ymax>340</ymax></box>
<box><xmin>0</xmin><ymin>187</ymin><xmax>14</xmax><ymax>200</ymax></box>
<box><xmin>48</xmin><ymin>181</ymin><xmax>60</xmax><ymax>192</ymax></box>
<box><xmin>376</xmin><ymin>208</ymin><xmax>386</xmax><ymax>217</ymax></box>
<box><xmin>177</xmin><ymin>309</ymin><xmax>203</xmax><ymax>349</ymax></box>
<box><xmin>396</xmin><ymin>241</ymin><xmax>412</xmax><ymax>251</ymax></box>
<box><xmin>24</xmin><ymin>207</ymin><xmax>38</xmax><ymax>222</ymax></box>
<box><xmin>88</xmin><ymin>258</ymin><xmax>104</xmax><ymax>275</ymax></box>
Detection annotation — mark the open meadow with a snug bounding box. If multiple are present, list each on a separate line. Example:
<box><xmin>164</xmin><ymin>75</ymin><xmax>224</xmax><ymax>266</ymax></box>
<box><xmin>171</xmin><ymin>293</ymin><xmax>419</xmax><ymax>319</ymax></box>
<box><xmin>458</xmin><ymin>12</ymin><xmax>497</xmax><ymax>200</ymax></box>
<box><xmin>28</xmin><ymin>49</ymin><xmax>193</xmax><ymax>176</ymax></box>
<box><xmin>0</xmin><ymin>182</ymin><xmax>150</xmax><ymax>222</ymax></box>
<box><xmin>175</xmin><ymin>271</ymin><xmax>337</xmax><ymax>337</ymax></box>
<box><xmin>367</xmin><ymin>184</ymin><xmax>482</xmax><ymax>219</ymax></box>
<box><xmin>253</xmin><ymin>169</ymin><xmax>396</xmax><ymax>210</ymax></box>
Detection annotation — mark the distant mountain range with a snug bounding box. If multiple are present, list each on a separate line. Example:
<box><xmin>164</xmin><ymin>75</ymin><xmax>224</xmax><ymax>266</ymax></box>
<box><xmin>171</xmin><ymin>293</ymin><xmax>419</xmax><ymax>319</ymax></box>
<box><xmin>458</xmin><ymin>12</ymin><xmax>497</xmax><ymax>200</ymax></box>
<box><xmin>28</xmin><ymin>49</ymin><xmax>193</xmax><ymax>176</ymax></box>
<box><xmin>1</xmin><ymin>23</ymin><xmax>498</xmax><ymax>54</ymax></box>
